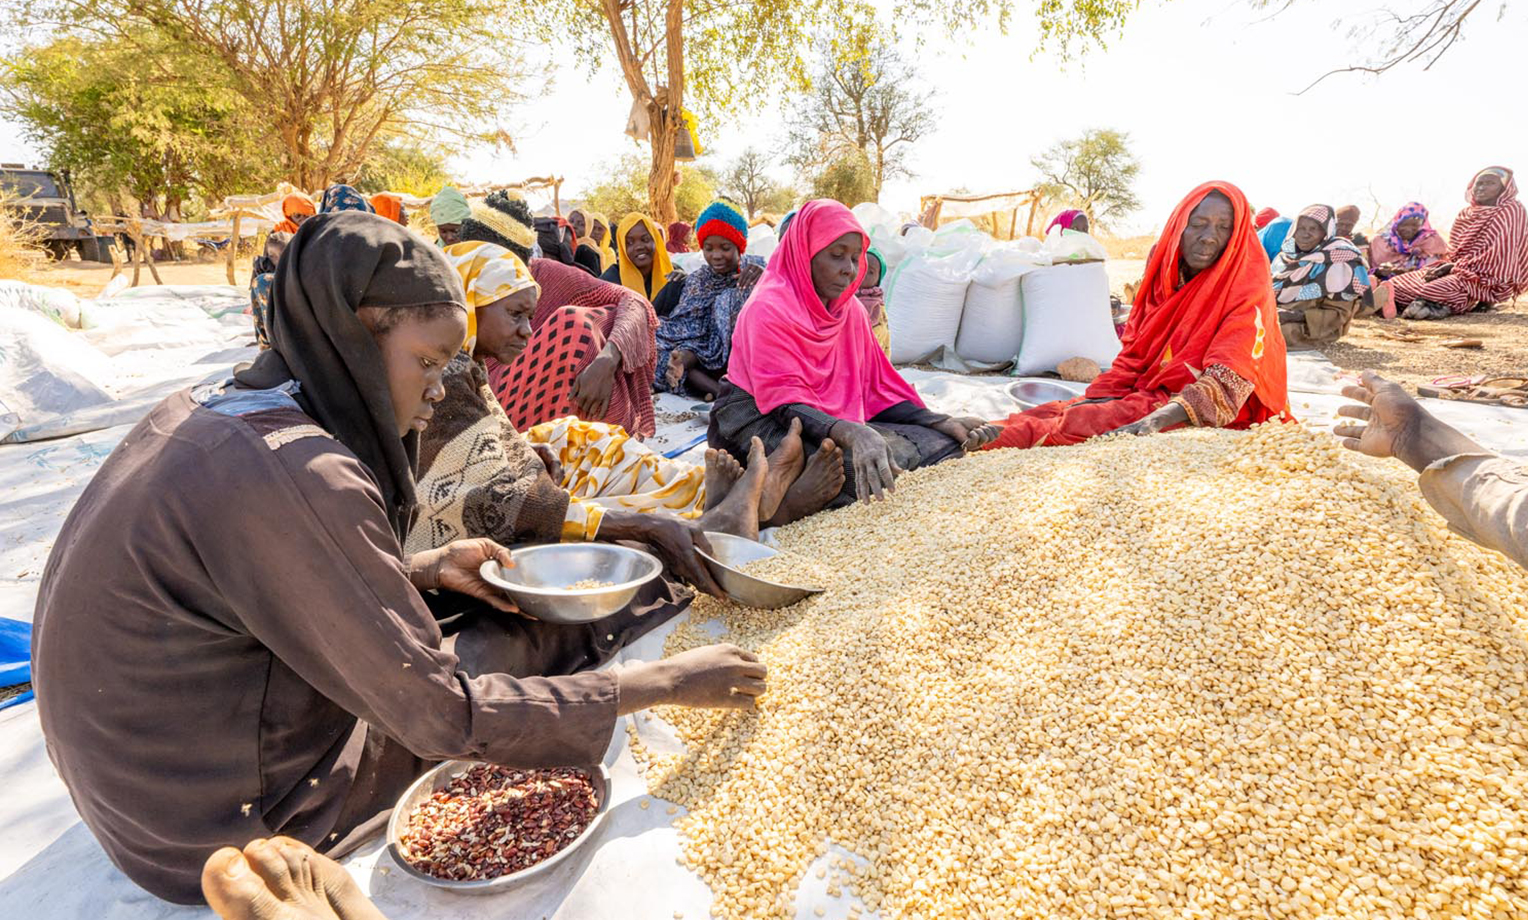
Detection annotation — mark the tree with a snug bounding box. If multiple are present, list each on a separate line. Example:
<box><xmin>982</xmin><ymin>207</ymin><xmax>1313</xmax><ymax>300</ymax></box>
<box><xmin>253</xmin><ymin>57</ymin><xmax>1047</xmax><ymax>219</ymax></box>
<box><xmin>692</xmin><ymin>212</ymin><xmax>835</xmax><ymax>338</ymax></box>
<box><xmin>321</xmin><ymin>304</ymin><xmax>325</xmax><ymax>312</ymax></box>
<box><xmin>722</xmin><ymin>148</ymin><xmax>791</xmax><ymax>220</ymax></box>
<box><xmin>786</xmin><ymin>39</ymin><xmax>936</xmax><ymax>201</ymax></box>
<box><xmin>1030</xmin><ymin>128</ymin><xmax>1141</xmax><ymax>230</ymax></box>
<box><xmin>583</xmin><ymin>153</ymin><xmax>719</xmax><ymax>226</ymax></box>
<box><xmin>1</xmin><ymin>31</ymin><xmax>280</xmax><ymax>218</ymax></box>
<box><xmin>13</xmin><ymin>0</ymin><xmax>526</xmax><ymax>190</ymax></box>
<box><xmin>352</xmin><ymin>140</ymin><xmax>455</xmax><ymax>198</ymax></box>
<box><xmin>809</xmin><ymin>150</ymin><xmax>878</xmax><ymax>208</ymax></box>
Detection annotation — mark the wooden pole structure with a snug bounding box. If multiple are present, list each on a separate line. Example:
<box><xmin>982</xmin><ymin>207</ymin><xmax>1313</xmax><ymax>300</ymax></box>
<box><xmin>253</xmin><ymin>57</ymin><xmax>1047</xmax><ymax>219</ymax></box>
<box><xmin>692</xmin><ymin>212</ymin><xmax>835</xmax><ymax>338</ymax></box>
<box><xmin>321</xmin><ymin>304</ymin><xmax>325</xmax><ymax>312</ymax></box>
<box><xmin>225</xmin><ymin>213</ymin><xmax>241</xmax><ymax>285</ymax></box>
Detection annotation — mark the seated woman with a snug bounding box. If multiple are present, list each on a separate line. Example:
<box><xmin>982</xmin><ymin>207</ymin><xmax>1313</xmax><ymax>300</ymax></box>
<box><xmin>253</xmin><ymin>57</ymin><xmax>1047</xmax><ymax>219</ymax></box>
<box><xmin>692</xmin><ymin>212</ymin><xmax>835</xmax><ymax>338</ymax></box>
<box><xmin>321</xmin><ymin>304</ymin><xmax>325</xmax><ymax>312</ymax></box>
<box><xmin>657</xmin><ymin>199</ymin><xmax>765</xmax><ymax>400</ymax></box>
<box><xmin>568</xmin><ymin>208</ymin><xmax>615</xmax><ymax>273</ymax></box>
<box><xmin>247</xmin><ymin>231</ymin><xmax>292</xmax><ymax>349</ymax></box>
<box><xmin>369</xmin><ymin>193</ymin><xmax>407</xmax><ymax>225</ymax></box>
<box><xmin>1368</xmin><ymin>202</ymin><xmax>1449</xmax><ymax>282</ymax></box>
<box><xmin>1336</xmin><ymin>204</ymin><xmax>1367</xmax><ymax>246</ymax></box>
<box><xmin>859</xmin><ymin>246</ymin><xmax>891</xmax><ymax>355</ymax></box>
<box><xmin>1047</xmin><ymin>208</ymin><xmax>1090</xmax><ymax>234</ymax></box>
<box><xmin>417</xmin><ymin>241</ymin><xmax>815</xmax><ymax>595</ymax></box>
<box><xmin>711</xmin><ymin>199</ymin><xmax>998</xmax><ymax>514</ymax></box>
<box><xmin>458</xmin><ymin>197</ymin><xmax>662</xmax><ymax>437</ymax></box>
<box><xmin>1375</xmin><ymin>167</ymin><xmax>1528</xmax><ymax>320</ymax></box>
<box><xmin>429</xmin><ymin>186</ymin><xmax>471</xmax><ymax>245</ymax></box>
<box><xmin>30</xmin><ymin>211</ymin><xmax>765</xmax><ymax>906</ymax></box>
<box><xmin>667</xmin><ymin>219</ymin><xmax>693</xmax><ymax>254</ymax></box>
<box><xmin>1254</xmin><ymin>207</ymin><xmax>1281</xmax><ymax>231</ymax></box>
<box><xmin>320</xmin><ymin>184</ymin><xmax>373</xmax><ymax>214</ymax></box>
<box><xmin>1270</xmin><ymin>204</ymin><xmax>1370</xmax><ymax>349</ymax></box>
<box><xmin>983</xmin><ymin>181</ymin><xmax>1289</xmax><ymax>449</ymax></box>
<box><xmin>602</xmin><ymin>213</ymin><xmax>686</xmax><ymax>317</ymax></box>
<box><xmin>273</xmin><ymin>192</ymin><xmax>315</xmax><ymax>233</ymax></box>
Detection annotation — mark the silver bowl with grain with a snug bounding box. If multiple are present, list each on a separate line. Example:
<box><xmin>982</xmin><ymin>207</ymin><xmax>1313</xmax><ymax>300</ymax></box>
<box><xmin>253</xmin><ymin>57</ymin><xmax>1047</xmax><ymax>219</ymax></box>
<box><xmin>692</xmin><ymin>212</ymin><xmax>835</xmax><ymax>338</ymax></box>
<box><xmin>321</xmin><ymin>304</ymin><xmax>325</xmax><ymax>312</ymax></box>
<box><xmin>698</xmin><ymin>532</ymin><xmax>824</xmax><ymax>609</ymax></box>
<box><xmin>386</xmin><ymin>760</ymin><xmax>612</xmax><ymax>894</ymax></box>
<box><xmin>479</xmin><ymin>544</ymin><xmax>661</xmax><ymax>624</ymax></box>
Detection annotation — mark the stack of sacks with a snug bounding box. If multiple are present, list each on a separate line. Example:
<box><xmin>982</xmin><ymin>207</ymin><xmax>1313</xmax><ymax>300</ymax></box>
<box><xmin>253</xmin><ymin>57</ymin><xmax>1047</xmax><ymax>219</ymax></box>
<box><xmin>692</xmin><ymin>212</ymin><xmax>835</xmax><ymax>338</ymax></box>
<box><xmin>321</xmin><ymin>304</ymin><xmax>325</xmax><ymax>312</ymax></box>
<box><xmin>953</xmin><ymin>239</ymin><xmax>1050</xmax><ymax>365</ymax></box>
<box><xmin>884</xmin><ymin>221</ymin><xmax>986</xmax><ymax>364</ymax></box>
<box><xmin>1013</xmin><ymin>260</ymin><xmax>1120</xmax><ymax>375</ymax></box>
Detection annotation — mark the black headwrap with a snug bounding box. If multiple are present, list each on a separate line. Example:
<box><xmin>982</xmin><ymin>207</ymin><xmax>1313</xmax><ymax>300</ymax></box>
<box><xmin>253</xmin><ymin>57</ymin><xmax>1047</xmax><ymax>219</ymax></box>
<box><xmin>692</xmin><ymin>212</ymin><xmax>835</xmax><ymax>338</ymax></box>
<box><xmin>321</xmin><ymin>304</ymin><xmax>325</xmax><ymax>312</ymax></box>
<box><xmin>234</xmin><ymin>210</ymin><xmax>466</xmax><ymax>540</ymax></box>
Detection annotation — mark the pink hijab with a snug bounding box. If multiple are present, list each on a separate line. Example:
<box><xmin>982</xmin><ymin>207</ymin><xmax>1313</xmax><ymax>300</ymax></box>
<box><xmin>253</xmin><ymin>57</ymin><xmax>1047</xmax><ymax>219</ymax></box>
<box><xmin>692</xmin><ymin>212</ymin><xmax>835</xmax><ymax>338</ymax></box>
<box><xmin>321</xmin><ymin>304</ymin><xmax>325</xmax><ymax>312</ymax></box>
<box><xmin>728</xmin><ymin>199</ymin><xmax>923</xmax><ymax>421</ymax></box>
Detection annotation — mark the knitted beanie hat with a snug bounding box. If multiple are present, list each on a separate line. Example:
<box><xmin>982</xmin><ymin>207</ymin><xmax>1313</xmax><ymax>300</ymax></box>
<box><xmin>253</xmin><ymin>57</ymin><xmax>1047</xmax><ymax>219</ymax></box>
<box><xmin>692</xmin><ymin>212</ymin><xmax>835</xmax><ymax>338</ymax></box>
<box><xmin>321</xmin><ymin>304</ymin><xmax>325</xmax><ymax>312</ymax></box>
<box><xmin>694</xmin><ymin>199</ymin><xmax>749</xmax><ymax>254</ymax></box>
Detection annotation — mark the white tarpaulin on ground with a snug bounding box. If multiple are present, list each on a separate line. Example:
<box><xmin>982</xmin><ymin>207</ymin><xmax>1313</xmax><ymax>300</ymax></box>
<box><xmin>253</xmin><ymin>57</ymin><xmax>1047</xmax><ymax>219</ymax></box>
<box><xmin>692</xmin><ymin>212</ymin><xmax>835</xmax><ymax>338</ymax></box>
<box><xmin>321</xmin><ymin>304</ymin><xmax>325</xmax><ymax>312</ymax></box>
<box><xmin>2</xmin><ymin>328</ymin><xmax>1525</xmax><ymax>919</ymax></box>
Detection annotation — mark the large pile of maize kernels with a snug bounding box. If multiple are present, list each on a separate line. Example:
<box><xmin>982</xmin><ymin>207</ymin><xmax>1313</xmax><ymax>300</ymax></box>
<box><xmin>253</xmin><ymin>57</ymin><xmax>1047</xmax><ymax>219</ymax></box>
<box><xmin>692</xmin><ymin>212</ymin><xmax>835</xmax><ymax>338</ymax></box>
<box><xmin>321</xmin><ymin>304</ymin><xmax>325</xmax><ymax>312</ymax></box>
<box><xmin>632</xmin><ymin>422</ymin><xmax>1528</xmax><ymax>920</ymax></box>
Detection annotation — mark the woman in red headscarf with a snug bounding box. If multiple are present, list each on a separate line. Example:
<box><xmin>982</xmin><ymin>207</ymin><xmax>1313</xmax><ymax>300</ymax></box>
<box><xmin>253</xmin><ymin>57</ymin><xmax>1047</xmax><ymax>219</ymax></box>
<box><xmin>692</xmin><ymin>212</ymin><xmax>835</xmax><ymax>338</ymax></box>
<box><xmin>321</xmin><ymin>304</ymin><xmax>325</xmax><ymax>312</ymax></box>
<box><xmin>711</xmin><ymin>199</ymin><xmax>998</xmax><ymax>518</ymax></box>
<box><xmin>983</xmin><ymin>180</ymin><xmax>1289</xmax><ymax>450</ymax></box>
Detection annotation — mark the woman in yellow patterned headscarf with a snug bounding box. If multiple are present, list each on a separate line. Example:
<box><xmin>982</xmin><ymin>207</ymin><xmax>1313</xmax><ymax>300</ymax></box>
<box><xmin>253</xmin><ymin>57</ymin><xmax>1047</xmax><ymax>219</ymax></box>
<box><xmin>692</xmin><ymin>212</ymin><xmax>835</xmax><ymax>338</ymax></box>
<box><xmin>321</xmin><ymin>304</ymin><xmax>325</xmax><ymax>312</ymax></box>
<box><xmin>442</xmin><ymin>240</ymin><xmax>540</xmax><ymax>353</ymax></box>
<box><xmin>602</xmin><ymin>213</ymin><xmax>685</xmax><ymax>317</ymax></box>
<box><xmin>585</xmin><ymin>211</ymin><xmax>617</xmax><ymax>271</ymax></box>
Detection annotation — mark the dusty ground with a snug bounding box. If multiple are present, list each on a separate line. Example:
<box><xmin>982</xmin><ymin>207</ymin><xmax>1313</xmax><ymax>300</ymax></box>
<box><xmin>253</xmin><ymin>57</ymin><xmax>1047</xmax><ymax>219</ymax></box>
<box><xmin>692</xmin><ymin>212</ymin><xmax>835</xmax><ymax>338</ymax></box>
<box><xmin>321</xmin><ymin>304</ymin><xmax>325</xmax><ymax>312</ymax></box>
<box><xmin>23</xmin><ymin>256</ymin><xmax>251</xmax><ymax>297</ymax></box>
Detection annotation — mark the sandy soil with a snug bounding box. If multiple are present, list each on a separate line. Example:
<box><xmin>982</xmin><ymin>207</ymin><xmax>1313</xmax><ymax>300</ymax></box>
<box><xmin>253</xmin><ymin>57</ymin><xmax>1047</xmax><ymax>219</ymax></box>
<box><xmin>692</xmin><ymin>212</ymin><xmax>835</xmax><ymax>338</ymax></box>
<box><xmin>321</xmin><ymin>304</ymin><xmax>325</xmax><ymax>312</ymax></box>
<box><xmin>22</xmin><ymin>257</ymin><xmax>251</xmax><ymax>297</ymax></box>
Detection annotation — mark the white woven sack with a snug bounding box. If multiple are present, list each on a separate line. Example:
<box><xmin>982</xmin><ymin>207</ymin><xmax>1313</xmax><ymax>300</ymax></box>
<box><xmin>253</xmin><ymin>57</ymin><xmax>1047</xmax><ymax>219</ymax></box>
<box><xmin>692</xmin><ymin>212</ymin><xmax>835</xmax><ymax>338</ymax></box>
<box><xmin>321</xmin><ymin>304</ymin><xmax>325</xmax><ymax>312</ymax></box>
<box><xmin>954</xmin><ymin>246</ymin><xmax>1049</xmax><ymax>365</ymax></box>
<box><xmin>1014</xmin><ymin>262</ymin><xmax>1121</xmax><ymax>375</ymax></box>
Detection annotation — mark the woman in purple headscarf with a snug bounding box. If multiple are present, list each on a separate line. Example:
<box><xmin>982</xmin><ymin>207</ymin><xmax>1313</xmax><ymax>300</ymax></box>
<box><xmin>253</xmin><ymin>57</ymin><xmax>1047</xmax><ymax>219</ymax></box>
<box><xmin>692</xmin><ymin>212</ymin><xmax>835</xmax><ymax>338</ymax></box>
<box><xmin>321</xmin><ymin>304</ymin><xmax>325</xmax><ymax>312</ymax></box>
<box><xmin>1369</xmin><ymin>202</ymin><xmax>1449</xmax><ymax>281</ymax></box>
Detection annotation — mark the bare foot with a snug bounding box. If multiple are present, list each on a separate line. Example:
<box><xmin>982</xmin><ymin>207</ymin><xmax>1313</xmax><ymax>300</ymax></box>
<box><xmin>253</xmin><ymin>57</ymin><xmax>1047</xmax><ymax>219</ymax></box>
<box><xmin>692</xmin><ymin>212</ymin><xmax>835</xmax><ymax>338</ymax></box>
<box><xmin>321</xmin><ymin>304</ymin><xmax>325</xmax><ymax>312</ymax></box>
<box><xmin>665</xmin><ymin>349</ymin><xmax>692</xmax><ymax>392</ymax></box>
<box><xmin>767</xmin><ymin>439</ymin><xmax>846</xmax><ymax>527</ymax></box>
<box><xmin>697</xmin><ymin>438</ymin><xmax>768</xmax><ymax>541</ymax></box>
<box><xmin>202</xmin><ymin>837</ymin><xmax>388</xmax><ymax>920</ymax></box>
<box><xmin>702</xmin><ymin>447</ymin><xmax>745</xmax><ymax>511</ymax></box>
<box><xmin>759</xmin><ymin>418</ymin><xmax>805</xmax><ymax>522</ymax></box>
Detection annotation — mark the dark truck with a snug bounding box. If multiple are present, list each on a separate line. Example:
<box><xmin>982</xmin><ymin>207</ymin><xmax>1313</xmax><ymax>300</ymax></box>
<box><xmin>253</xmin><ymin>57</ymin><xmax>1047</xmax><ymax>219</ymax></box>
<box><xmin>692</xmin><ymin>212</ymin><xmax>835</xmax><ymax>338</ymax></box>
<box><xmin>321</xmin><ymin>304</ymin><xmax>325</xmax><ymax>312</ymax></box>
<box><xmin>0</xmin><ymin>165</ymin><xmax>114</xmax><ymax>262</ymax></box>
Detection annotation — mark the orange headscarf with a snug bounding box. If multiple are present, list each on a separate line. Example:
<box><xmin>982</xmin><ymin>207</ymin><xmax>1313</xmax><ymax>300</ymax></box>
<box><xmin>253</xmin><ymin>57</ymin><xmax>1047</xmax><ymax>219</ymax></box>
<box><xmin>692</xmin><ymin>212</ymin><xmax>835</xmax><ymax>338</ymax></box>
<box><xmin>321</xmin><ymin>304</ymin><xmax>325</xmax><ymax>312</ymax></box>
<box><xmin>1089</xmin><ymin>180</ymin><xmax>1288</xmax><ymax>425</ymax></box>
<box><xmin>370</xmin><ymin>193</ymin><xmax>405</xmax><ymax>224</ymax></box>
<box><xmin>274</xmin><ymin>192</ymin><xmax>315</xmax><ymax>233</ymax></box>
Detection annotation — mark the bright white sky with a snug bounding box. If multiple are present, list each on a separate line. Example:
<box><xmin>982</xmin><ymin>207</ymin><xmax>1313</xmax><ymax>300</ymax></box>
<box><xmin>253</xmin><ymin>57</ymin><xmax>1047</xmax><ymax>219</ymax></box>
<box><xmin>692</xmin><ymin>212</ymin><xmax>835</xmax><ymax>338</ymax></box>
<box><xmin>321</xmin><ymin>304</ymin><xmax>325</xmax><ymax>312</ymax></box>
<box><xmin>3</xmin><ymin>0</ymin><xmax>1524</xmax><ymax>237</ymax></box>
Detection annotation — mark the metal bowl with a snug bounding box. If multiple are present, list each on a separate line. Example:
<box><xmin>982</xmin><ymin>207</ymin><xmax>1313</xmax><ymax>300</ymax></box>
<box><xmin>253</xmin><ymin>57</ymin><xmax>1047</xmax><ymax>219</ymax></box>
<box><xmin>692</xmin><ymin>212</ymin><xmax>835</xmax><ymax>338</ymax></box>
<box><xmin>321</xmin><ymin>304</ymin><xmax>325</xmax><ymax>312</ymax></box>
<box><xmin>479</xmin><ymin>544</ymin><xmax>661</xmax><ymax>624</ymax></box>
<box><xmin>698</xmin><ymin>532</ymin><xmax>824</xmax><ymax>609</ymax></box>
<box><xmin>1007</xmin><ymin>378</ymin><xmax>1088</xmax><ymax>410</ymax></box>
<box><xmin>386</xmin><ymin>760</ymin><xmax>612</xmax><ymax>894</ymax></box>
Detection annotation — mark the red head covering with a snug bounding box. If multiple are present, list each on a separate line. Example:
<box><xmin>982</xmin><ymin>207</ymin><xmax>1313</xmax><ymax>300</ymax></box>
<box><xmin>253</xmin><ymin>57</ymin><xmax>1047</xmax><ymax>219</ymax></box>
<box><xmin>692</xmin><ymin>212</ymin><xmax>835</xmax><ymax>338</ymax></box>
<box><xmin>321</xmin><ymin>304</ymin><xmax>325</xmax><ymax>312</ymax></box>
<box><xmin>370</xmin><ymin>193</ymin><xmax>405</xmax><ymax>224</ymax></box>
<box><xmin>1089</xmin><ymin>180</ymin><xmax>1288</xmax><ymax>424</ymax></box>
<box><xmin>666</xmin><ymin>220</ymin><xmax>693</xmax><ymax>253</ymax></box>
<box><xmin>1254</xmin><ymin>207</ymin><xmax>1280</xmax><ymax>230</ymax></box>
<box><xmin>728</xmin><ymin>199</ymin><xmax>923</xmax><ymax>421</ymax></box>
<box><xmin>274</xmin><ymin>192</ymin><xmax>315</xmax><ymax>233</ymax></box>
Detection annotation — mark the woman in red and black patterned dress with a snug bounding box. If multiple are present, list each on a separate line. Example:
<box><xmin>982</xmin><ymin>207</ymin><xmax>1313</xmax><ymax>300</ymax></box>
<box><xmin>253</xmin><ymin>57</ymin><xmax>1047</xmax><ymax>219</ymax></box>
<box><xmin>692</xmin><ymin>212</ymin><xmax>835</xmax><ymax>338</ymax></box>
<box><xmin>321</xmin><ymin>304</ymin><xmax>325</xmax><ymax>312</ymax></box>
<box><xmin>458</xmin><ymin>194</ymin><xmax>659</xmax><ymax>438</ymax></box>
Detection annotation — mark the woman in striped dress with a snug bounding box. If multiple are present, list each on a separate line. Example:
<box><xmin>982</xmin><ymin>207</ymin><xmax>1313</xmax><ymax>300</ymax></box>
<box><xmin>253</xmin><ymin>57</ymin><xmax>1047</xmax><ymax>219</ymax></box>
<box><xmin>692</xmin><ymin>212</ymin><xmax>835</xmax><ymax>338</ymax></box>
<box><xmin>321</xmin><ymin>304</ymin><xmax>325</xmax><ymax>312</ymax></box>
<box><xmin>1375</xmin><ymin>167</ymin><xmax>1528</xmax><ymax>319</ymax></box>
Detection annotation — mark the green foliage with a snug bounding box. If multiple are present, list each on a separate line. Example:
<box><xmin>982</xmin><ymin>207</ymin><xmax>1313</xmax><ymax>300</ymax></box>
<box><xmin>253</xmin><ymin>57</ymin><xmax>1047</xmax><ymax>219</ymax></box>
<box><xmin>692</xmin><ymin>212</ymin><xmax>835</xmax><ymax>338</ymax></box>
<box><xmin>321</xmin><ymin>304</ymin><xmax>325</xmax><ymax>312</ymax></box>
<box><xmin>351</xmin><ymin>140</ymin><xmax>455</xmax><ymax>197</ymax></box>
<box><xmin>810</xmin><ymin>150</ymin><xmax>878</xmax><ymax>208</ymax></box>
<box><xmin>1</xmin><ymin>30</ymin><xmax>279</xmax><ymax>215</ymax></box>
<box><xmin>1030</xmin><ymin>128</ymin><xmax>1141</xmax><ymax>229</ymax></box>
<box><xmin>583</xmin><ymin>152</ymin><xmax>719</xmax><ymax>223</ymax></box>
<box><xmin>11</xmin><ymin>0</ymin><xmax>526</xmax><ymax>190</ymax></box>
<box><xmin>722</xmin><ymin>148</ymin><xmax>796</xmax><ymax>220</ymax></box>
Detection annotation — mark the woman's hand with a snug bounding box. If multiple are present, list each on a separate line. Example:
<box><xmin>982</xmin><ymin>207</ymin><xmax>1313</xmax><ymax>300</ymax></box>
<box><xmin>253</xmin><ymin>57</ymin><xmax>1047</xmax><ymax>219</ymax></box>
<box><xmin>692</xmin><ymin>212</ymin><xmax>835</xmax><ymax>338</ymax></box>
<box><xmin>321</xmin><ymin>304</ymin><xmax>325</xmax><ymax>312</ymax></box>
<box><xmin>1424</xmin><ymin>262</ymin><xmax>1454</xmax><ymax>281</ymax></box>
<box><xmin>531</xmin><ymin>443</ymin><xmax>564</xmax><ymax>485</ymax></box>
<box><xmin>830</xmin><ymin>420</ymin><xmax>899</xmax><ymax>504</ymax></box>
<box><xmin>932</xmin><ymin>416</ymin><xmax>1002</xmax><ymax>452</ymax></box>
<box><xmin>599</xmin><ymin>512</ymin><xmax>724</xmax><ymax>597</ymax></box>
<box><xmin>1107</xmin><ymin>403</ymin><xmax>1187</xmax><ymax>438</ymax></box>
<box><xmin>407</xmin><ymin>539</ymin><xmax>522</xmax><ymax>615</ymax></box>
<box><xmin>738</xmin><ymin>262</ymin><xmax>764</xmax><ymax>291</ymax></box>
<box><xmin>616</xmin><ymin>644</ymin><xmax>767</xmax><ymax>713</ymax></box>
<box><xmin>572</xmin><ymin>347</ymin><xmax>619</xmax><ymax>421</ymax></box>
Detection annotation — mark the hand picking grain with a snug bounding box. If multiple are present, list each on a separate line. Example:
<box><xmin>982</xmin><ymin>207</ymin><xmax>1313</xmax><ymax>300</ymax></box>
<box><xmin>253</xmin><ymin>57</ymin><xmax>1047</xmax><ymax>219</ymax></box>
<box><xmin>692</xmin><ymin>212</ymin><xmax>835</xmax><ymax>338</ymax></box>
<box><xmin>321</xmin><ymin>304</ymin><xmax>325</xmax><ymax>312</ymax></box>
<box><xmin>633</xmin><ymin>423</ymin><xmax>1528</xmax><ymax>920</ymax></box>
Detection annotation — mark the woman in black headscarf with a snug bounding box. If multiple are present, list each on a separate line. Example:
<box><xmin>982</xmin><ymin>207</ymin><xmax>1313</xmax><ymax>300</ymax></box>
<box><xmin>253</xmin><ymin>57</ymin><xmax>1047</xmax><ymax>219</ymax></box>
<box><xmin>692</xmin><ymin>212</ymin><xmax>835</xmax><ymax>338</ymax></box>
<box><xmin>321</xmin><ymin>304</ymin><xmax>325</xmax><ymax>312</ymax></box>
<box><xmin>31</xmin><ymin>210</ymin><xmax>766</xmax><ymax>905</ymax></box>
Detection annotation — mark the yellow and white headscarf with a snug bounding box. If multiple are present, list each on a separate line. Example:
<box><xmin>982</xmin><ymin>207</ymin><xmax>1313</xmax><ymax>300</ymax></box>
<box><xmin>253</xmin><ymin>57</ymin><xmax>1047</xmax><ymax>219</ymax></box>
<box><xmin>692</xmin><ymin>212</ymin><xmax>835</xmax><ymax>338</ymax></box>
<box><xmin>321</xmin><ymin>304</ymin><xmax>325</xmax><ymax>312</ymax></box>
<box><xmin>442</xmin><ymin>241</ymin><xmax>540</xmax><ymax>350</ymax></box>
<box><xmin>578</xmin><ymin>210</ymin><xmax>617</xmax><ymax>271</ymax></box>
<box><xmin>615</xmin><ymin>212</ymin><xmax>675</xmax><ymax>302</ymax></box>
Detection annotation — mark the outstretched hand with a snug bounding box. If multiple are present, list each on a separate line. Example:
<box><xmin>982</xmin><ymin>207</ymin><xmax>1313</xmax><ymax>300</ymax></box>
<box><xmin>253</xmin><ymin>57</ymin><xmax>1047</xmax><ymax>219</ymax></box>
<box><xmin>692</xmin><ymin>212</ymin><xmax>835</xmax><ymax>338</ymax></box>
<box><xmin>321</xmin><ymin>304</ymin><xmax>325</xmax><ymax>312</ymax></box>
<box><xmin>934</xmin><ymin>416</ymin><xmax>1001</xmax><ymax>452</ymax></box>
<box><xmin>408</xmin><ymin>539</ymin><xmax>523</xmax><ymax>616</ymax></box>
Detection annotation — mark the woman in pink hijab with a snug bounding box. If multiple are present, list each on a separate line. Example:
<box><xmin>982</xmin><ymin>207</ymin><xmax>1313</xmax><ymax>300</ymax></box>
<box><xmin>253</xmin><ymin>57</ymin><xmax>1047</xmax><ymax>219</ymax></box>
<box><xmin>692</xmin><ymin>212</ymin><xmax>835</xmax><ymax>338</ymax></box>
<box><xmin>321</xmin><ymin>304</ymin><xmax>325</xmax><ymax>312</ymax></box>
<box><xmin>709</xmin><ymin>199</ymin><xmax>998</xmax><ymax>516</ymax></box>
<box><xmin>1046</xmin><ymin>208</ymin><xmax>1089</xmax><ymax>234</ymax></box>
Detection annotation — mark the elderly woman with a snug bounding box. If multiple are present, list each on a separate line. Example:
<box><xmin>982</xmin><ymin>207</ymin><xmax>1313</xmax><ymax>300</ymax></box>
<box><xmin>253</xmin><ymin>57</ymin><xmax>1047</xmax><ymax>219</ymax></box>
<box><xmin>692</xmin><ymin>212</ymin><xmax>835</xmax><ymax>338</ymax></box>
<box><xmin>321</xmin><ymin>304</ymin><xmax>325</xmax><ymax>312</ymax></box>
<box><xmin>430</xmin><ymin>186</ymin><xmax>471</xmax><ymax>245</ymax></box>
<box><xmin>1375</xmin><ymin>167</ymin><xmax>1528</xmax><ymax>319</ymax></box>
<box><xmin>31</xmin><ymin>211</ymin><xmax>766</xmax><ymax>906</ymax></box>
<box><xmin>1270</xmin><ymin>204</ymin><xmax>1371</xmax><ymax>348</ymax></box>
<box><xmin>983</xmin><ymin>181</ymin><xmax>1289</xmax><ymax>449</ymax></box>
<box><xmin>459</xmin><ymin>196</ymin><xmax>662</xmax><ymax>437</ymax></box>
<box><xmin>657</xmin><ymin>199</ymin><xmax>765</xmax><ymax>400</ymax></box>
<box><xmin>602</xmin><ymin>213</ymin><xmax>686</xmax><ymax>318</ymax></box>
<box><xmin>710</xmin><ymin>199</ymin><xmax>998</xmax><ymax>513</ymax></box>
<box><xmin>1368</xmin><ymin>202</ymin><xmax>1449</xmax><ymax>281</ymax></box>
